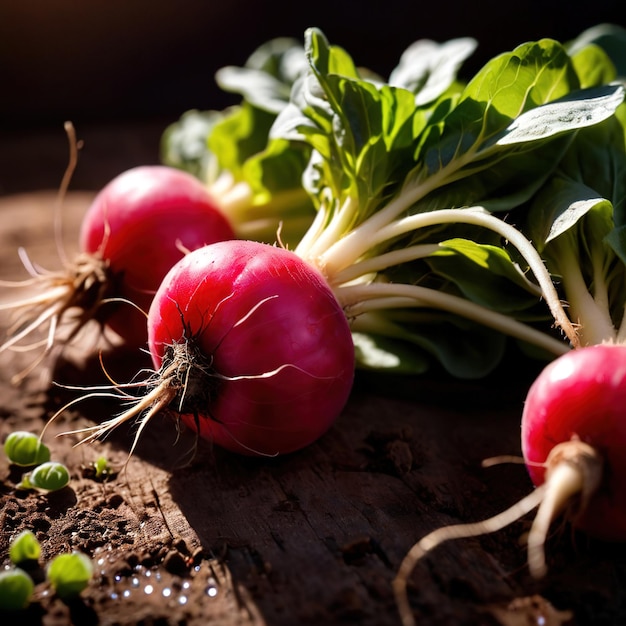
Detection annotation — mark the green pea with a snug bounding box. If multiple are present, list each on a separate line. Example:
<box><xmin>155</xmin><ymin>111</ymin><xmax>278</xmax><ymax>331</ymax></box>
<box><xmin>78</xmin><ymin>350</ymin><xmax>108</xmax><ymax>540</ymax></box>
<box><xmin>28</xmin><ymin>462</ymin><xmax>70</xmax><ymax>491</ymax></box>
<box><xmin>9</xmin><ymin>530</ymin><xmax>41</xmax><ymax>565</ymax></box>
<box><xmin>0</xmin><ymin>568</ymin><xmax>34</xmax><ymax>611</ymax></box>
<box><xmin>3</xmin><ymin>431</ymin><xmax>50</xmax><ymax>467</ymax></box>
<box><xmin>46</xmin><ymin>552</ymin><xmax>94</xmax><ymax>599</ymax></box>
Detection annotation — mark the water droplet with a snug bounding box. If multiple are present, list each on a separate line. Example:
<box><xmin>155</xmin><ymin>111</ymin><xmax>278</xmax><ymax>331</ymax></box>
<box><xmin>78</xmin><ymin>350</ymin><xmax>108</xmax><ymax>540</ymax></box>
<box><xmin>194</xmin><ymin>565</ymin><xmax>201</xmax><ymax>573</ymax></box>
<box><xmin>537</xmin><ymin>618</ymin><xmax>546</xmax><ymax>626</ymax></box>
<box><xmin>182</xmin><ymin>580</ymin><xmax>191</xmax><ymax>590</ymax></box>
<box><xmin>110</xmin><ymin>592</ymin><xmax>119</xmax><ymax>600</ymax></box>
<box><xmin>144</xmin><ymin>584</ymin><xmax>154</xmax><ymax>595</ymax></box>
<box><xmin>97</xmin><ymin>558</ymin><xmax>105</xmax><ymax>566</ymax></box>
<box><xmin>144</xmin><ymin>569</ymin><xmax>152</xmax><ymax>578</ymax></box>
<box><xmin>162</xmin><ymin>587</ymin><xmax>172</xmax><ymax>598</ymax></box>
<box><xmin>122</xmin><ymin>589</ymin><xmax>131</xmax><ymax>599</ymax></box>
<box><xmin>131</xmin><ymin>576</ymin><xmax>140</xmax><ymax>588</ymax></box>
<box><xmin>178</xmin><ymin>595</ymin><xmax>188</xmax><ymax>605</ymax></box>
<box><xmin>154</xmin><ymin>571</ymin><xmax>162</xmax><ymax>582</ymax></box>
<box><xmin>114</xmin><ymin>574</ymin><xmax>122</xmax><ymax>583</ymax></box>
<box><xmin>205</xmin><ymin>585</ymin><xmax>218</xmax><ymax>597</ymax></box>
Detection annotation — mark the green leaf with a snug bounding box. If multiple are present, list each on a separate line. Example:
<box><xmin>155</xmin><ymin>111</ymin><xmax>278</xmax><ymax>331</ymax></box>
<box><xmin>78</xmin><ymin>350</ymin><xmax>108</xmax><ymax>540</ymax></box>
<box><xmin>526</xmin><ymin>175</ymin><xmax>612</xmax><ymax>247</ymax></box>
<box><xmin>389</xmin><ymin>37</ymin><xmax>477</xmax><ymax>105</ymax></box>
<box><xmin>353</xmin><ymin>311</ymin><xmax>507</xmax><ymax>378</ymax></box>
<box><xmin>215</xmin><ymin>37</ymin><xmax>306</xmax><ymax>114</ymax></box>
<box><xmin>569</xmin><ymin>43</ymin><xmax>617</xmax><ymax>88</ymax></box>
<box><xmin>525</xmin><ymin>108</ymin><xmax>626</xmax><ymax>251</ymax></box>
<box><xmin>466</xmin><ymin>39</ymin><xmax>577</xmax><ymax>114</ymax></box>
<box><xmin>605</xmin><ymin>224</ymin><xmax>626</xmax><ymax>266</ymax></box>
<box><xmin>160</xmin><ymin>109</ymin><xmax>223</xmax><ymax>179</ymax></box>
<box><xmin>413</xmin><ymin>39</ymin><xmax>579</xmax><ymax>168</ymax></box>
<box><xmin>426</xmin><ymin>238</ymin><xmax>547</xmax><ymax>316</ymax></box>
<box><xmin>402</xmin><ymin>45</ymin><xmax>623</xmax><ymax>212</ymax></box>
<box><xmin>398</xmin><ymin>315</ymin><xmax>509</xmax><ymax>379</ymax></box>
<box><xmin>353</xmin><ymin>332</ymin><xmax>430</xmax><ymax>374</ymax></box>
<box><xmin>493</xmin><ymin>84</ymin><xmax>625</xmax><ymax>147</ymax></box>
<box><xmin>273</xmin><ymin>28</ymin><xmax>433</xmax><ymax>222</ymax></box>
<box><xmin>305</xmin><ymin>27</ymin><xmax>360</xmax><ymax>81</ymax></box>
<box><xmin>208</xmin><ymin>103</ymin><xmax>277</xmax><ymax>180</ymax></box>
<box><xmin>567</xmin><ymin>23</ymin><xmax>626</xmax><ymax>78</ymax></box>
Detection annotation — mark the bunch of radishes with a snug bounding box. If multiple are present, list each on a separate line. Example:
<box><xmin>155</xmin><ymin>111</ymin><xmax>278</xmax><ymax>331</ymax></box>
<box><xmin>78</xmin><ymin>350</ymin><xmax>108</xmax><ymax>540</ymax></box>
<box><xmin>1</xmin><ymin>161</ymin><xmax>354</xmax><ymax>458</ymax></box>
<box><xmin>3</xmin><ymin>24</ymin><xmax>626</xmax><ymax>626</ymax></box>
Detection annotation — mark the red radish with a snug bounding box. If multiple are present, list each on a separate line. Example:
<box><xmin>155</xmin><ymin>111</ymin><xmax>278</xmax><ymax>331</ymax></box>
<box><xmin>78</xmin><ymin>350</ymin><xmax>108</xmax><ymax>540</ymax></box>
<box><xmin>393</xmin><ymin>343</ymin><xmax>626</xmax><ymax>626</ymax></box>
<box><xmin>521</xmin><ymin>343</ymin><xmax>626</xmax><ymax>547</ymax></box>
<box><xmin>78</xmin><ymin>165</ymin><xmax>235</xmax><ymax>342</ymax></box>
<box><xmin>0</xmin><ymin>164</ymin><xmax>235</xmax><ymax>381</ymax></box>
<box><xmin>63</xmin><ymin>240</ymin><xmax>355</xmax><ymax>457</ymax></box>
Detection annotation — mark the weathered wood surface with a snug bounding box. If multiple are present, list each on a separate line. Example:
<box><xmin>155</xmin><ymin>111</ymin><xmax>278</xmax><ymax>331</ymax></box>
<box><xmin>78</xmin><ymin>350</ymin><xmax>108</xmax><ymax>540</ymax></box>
<box><xmin>1</xmin><ymin>191</ymin><xmax>625</xmax><ymax>626</ymax></box>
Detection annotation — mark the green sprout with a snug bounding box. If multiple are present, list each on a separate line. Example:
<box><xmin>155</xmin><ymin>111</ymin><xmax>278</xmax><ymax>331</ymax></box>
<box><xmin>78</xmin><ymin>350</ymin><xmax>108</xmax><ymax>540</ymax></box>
<box><xmin>8</xmin><ymin>530</ymin><xmax>41</xmax><ymax>565</ymax></box>
<box><xmin>93</xmin><ymin>456</ymin><xmax>114</xmax><ymax>481</ymax></box>
<box><xmin>46</xmin><ymin>552</ymin><xmax>94</xmax><ymax>599</ymax></box>
<box><xmin>4</xmin><ymin>432</ymin><xmax>50</xmax><ymax>467</ymax></box>
<box><xmin>18</xmin><ymin>462</ymin><xmax>70</xmax><ymax>492</ymax></box>
<box><xmin>0</xmin><ymin>568</ymin><xmax>34</xmax><ymax>611</ymax></box>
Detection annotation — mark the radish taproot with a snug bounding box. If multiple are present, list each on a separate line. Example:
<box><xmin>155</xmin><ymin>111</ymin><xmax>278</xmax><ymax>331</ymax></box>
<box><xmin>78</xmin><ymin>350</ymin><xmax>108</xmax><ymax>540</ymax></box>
<box><xmin>57</xmin><ymin>240</ymin><xmax>355</xmax><ymax>457</ymax></box>
<box><xmin>393</xmin><ymin>342</ymin><xmax>626</xmax><ymax>626</ymax></box>
<box><xmin>0</xmin><ymin>163</ymin><xmax>235</xmax><ymax>383</ymax></box>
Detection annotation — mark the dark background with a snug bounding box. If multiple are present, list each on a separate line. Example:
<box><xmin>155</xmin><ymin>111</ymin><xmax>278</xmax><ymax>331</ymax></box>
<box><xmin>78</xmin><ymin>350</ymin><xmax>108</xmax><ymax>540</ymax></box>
<box><xmin>1</xmin><ymin>0</ymin><xmax>624</xmax><ymax>192</ymax></box>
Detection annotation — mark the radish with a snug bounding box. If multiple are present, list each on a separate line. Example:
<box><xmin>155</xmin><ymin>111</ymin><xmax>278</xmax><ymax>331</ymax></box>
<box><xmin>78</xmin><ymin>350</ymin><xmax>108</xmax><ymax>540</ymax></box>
<box><xmin>0</xmin><ymin>158</ymin><xmax>235</xmax><ymax>383</ymax></box>
<box><xmin>50</xmin><ymin>29</ymin><xmax>626</xmax><ymax>458</ymax></box>
<box><xmin>392</xmin><ymin>342</ymin><xmax>626</xmax><ymax>626</ymax></box>
<box><xmin>521</xmin><ymin>344</ymin><xmax>626</xmax><ymax>549</ymax></box>
<box><xmin>57</xmin><ymin>240</ymin><xmax>355</xmax><ymax>457</ymax></box>
<box><xmin>77</xmin><ymin>165</ymin><xmax>235</xmax><ymax>341</ymax></box>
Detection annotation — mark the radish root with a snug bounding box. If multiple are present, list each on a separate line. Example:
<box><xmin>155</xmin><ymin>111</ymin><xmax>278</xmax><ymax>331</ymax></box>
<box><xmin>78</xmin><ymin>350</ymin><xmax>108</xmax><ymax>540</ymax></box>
<box><xmin>0</xmin><ymin>253</ymin><xmax>113</xmax><ymax>384</ymax></box>
<box><xmin>393</xmin><ymin>438</ymin><xmax>603</xmax><ymax>626</ymax></box>
<box><xmin>528</xmin><ymin>438</ymin><xmax>602</xmax><ymax>578</ymax></box>
<box><xmin>0</xmin><ymin>122</ymin><xmax>113</xmax><ymax>384</ymax></box>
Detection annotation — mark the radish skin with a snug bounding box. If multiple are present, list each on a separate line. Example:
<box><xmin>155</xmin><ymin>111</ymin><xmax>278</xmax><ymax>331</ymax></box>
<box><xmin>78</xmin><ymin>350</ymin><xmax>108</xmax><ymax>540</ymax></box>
<box><xmin>79</xmin><ymin>166</ymin><xmax>235</xmax><ymax>343</ymax></box>
<box><xmin>394</xmin><ymin>343</ymin><xmax>626</xmax><ymax>626</ymax></box>
<box><xmin>0</xmin><ymin>165</ymin><xmax>235</xmax><ymax>382</ymax></box>
<box><xmin>522</xmin><ymin>344</ymin><xmax>626</xmax><ymax>542</ymax></box>
<box><xmin>62</xmin><ymin>240</ymin><xmax>356</xmax><ymax>457</ymax></box>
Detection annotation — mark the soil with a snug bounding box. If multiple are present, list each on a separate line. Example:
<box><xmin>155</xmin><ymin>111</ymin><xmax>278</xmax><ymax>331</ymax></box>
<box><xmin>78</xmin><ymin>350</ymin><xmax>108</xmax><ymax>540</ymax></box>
<box><xmin>2</xmin><ymin>180</ymin><xmax>626</xmax><ymax>624</ymax></box>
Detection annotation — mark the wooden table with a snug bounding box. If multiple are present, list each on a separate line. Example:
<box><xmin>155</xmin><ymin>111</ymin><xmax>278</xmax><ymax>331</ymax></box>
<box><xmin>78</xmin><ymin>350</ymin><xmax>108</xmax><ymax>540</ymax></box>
<box><xmin>1</xmin><ymin>133</ymin><xmax>624</xmax><ymax>625</ymax></box>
